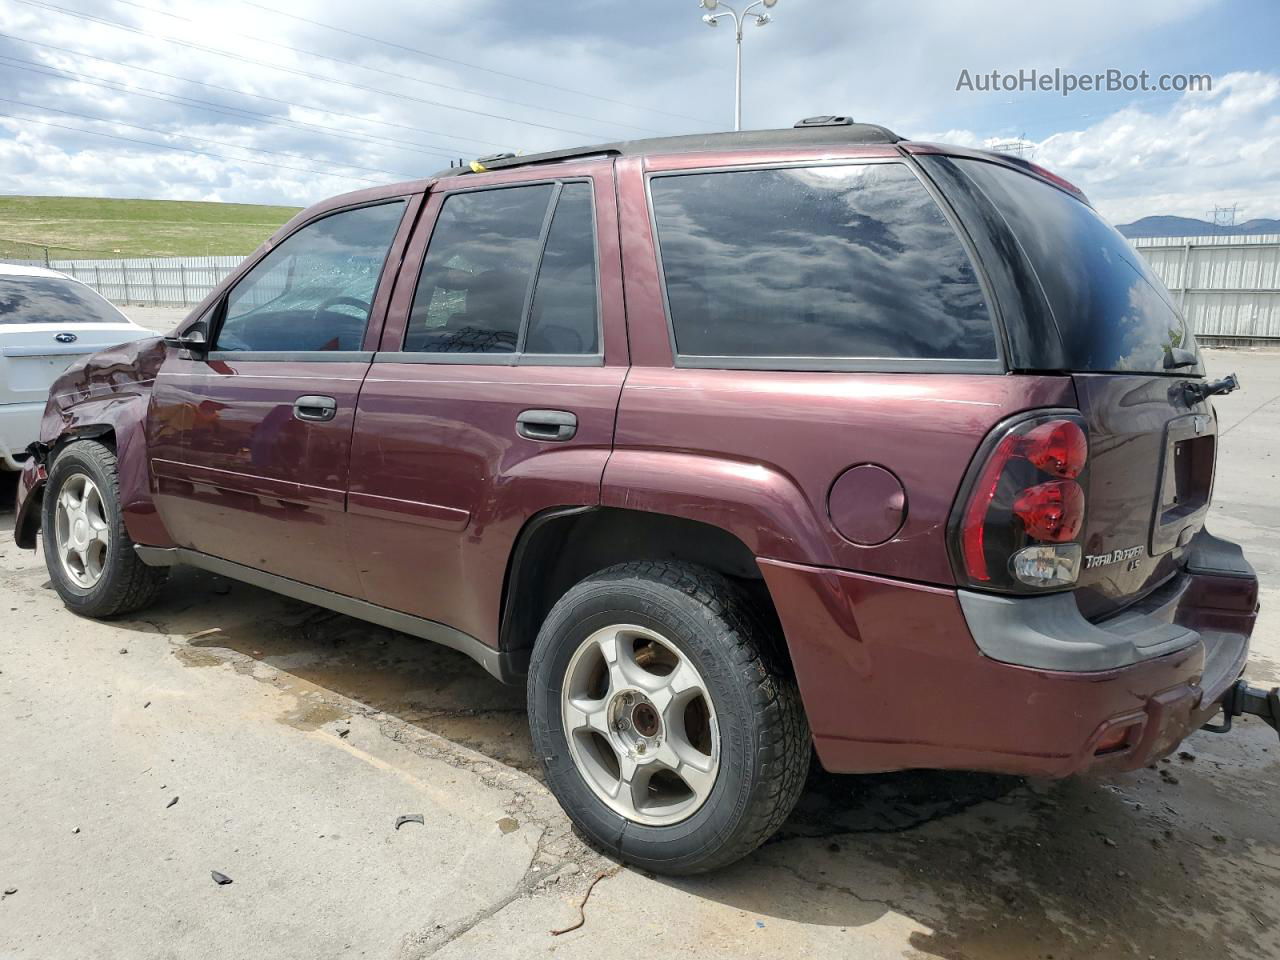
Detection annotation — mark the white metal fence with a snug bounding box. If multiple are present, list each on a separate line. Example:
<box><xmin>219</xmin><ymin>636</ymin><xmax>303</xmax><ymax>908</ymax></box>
<box><xmin>1</xmin><ymin>254</ymin><xmax>247</xmax><ymax>307</ymax></box>
<box><xmin>1132</xmin><ymin>234</ymin><xmax>1280</xmax><ymax>343</ymax></box>
<box><xmin>4</xmin><ymin>236</ymin><xmax>1280</xmax><ymax>341</ymax></box>
<box><xmin>55</xmin><ymin>255</ymin><xmax>245</xmax><ymax>307</ymax></box>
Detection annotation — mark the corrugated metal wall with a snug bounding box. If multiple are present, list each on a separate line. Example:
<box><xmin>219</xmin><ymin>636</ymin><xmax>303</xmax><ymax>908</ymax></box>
<box><xmin>5</xmin><ymin>237</ymin><xmax>1279</xmax><ymax>340</ymax></box>
<box><xmin>1133</xmin><ymin>234</ymin><xmax>1280</xmax><ymax>341</ymax></box>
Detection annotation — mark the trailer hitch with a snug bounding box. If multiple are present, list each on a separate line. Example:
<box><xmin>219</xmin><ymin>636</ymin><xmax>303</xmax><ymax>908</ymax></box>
<box><xmin>1202</xmin><ymin>679</ymin><xmax>1280</xmax><ymax>741</ymax></box>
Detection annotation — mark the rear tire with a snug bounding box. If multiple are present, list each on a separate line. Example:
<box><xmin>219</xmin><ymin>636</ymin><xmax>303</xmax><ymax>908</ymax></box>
<box><xmin>527</xmin><ymin>561</ymin><xmax>809</xmax><ymax>875</ymax></box>
<box><xmin>42</xmin><ymin>440</ymin><xmax>167</xmax><ymax>618</ymax></box>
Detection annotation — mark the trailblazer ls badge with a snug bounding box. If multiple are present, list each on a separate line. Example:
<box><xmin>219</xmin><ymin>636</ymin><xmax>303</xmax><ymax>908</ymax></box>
<box><xmin>1084</xmin><ymin>545</ymin><xmax>1145</xmax><ymax>570</ymax></box>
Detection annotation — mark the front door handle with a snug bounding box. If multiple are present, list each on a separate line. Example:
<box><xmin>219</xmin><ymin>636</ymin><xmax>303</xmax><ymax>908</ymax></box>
<box><xmin>294</xmin><ymin>395</ymin><xmax>337</xmax><ymax>422</ymax></box>
<box><xmin>516</xmin><ymin>409</ymin><xmax>577</xmax><ymax>442</ymax></box>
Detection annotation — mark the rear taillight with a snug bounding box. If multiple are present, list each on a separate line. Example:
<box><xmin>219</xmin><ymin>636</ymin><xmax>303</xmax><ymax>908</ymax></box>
<box><xmin>952</xmin><ymin>412</ymin><xmax>1090</xmax><ymax>592</ymax></box>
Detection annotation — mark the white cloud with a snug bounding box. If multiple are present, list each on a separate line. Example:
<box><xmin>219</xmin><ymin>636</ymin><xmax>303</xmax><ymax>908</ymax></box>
<box><xmin>0</xmin><ymin>0</ymin><xmax>1273</xmax><ymax>228</ymax></box>
<box><xmin>924</xmin><ymin>72</ymin><xmax>1280</xmax><ymax>223</ymax></box>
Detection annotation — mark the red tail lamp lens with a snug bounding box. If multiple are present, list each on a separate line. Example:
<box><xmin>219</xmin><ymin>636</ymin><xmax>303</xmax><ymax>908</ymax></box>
<box><xmin>956</xmin><ymin>414</ymin><xmax>1090</xmax><ymax>588</ymax></box>
<box><xmin>1013</xmin><ymin>480</ymin><xmax>1085</xmax><ymax>542</ymax></box>
<box><xmin>960</xmin><ymin>432</ymin><xmax>1019</xmax><ymax>581</ymax></box>
<box><xmin>1022</xmin><ymin>420</ymin><xmax>1087</xmax><ymax>479</ymax></box>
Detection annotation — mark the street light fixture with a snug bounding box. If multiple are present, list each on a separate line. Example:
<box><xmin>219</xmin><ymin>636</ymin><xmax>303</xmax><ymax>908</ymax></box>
<box><xmin>698</xmin><ymin>0</ymin><xmax>778</xmax><ymax>131</ymax></box>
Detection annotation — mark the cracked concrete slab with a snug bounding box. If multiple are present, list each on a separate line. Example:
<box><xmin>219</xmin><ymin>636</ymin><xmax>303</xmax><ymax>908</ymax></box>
<box><xmin>2</xmin><ymin>347</ymin><xmax>1279</xmax><ymax>959</ymax></box>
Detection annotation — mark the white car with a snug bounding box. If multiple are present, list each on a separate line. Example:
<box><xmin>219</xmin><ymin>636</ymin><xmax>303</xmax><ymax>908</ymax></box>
<box><xmin>0</xmin><ymin>263</ymin><xmax>153</xmax><ymax>470</ymax></box>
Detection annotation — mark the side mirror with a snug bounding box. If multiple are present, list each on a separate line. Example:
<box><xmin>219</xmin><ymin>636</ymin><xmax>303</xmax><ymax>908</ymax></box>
<box><xmin>165</xmin><ymin>323</ymin><xmax>208</xmax><ymax>357</ymax></box>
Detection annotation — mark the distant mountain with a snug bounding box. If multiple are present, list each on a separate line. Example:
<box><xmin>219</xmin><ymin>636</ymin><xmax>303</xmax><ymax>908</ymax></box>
<box><xmin>1116</xmin><ymin>215</ymin><xmax>1280</xmax><ymax>239</ymax></box>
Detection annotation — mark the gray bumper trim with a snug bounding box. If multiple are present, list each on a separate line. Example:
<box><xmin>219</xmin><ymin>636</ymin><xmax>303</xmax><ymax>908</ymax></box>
<box><xmin>958</xmin><ymin>585</ymin><xmax>1199</xmax><ymax>672</ymax></box>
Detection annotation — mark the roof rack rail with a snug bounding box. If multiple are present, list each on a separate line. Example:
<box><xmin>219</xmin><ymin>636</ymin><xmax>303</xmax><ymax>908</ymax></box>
<box><xmin>793</xmin><ymin>115</ymin><xmax>854</xmax><ymax>127</ymax></box>
<box><xmin>432</xmin><ymin>120</ymin><xmax>903</xmax><ymax>178</ymax></box>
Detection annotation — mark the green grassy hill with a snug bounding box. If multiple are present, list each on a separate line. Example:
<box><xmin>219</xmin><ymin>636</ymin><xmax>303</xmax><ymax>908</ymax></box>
<box><xmin>0</xmin><ymin>195</ymin><xmax>302</xmax><ymax>259</ymax></box>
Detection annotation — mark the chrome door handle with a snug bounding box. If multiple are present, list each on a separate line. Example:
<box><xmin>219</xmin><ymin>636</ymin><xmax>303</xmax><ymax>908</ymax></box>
<box><xmin>516</xmin><ymin>409</ymin><xmax>577</xmax><ymax>442</ymax></box>
<box><xmin>294</xmin><ymin>395</ymin><xmax>337</xmax><ymax>422</ymax></box>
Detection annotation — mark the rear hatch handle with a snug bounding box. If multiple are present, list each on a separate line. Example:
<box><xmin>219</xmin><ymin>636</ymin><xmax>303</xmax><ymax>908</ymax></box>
<box><xmin>1203</xmin><ymin>679</ymin><xmax>1280</xmax><ymax>742</ymax></box>
<box><xmin>1184</xmin><ymin>372</ymin><xmax>1240</xmax><ymax>404</ymax></box>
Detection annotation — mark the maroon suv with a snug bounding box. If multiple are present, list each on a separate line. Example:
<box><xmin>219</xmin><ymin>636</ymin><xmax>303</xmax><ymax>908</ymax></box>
<box><xmin>13</xmin><ymin>118</ymin><xmax>1275</xmax><ymax>874</ymax></box>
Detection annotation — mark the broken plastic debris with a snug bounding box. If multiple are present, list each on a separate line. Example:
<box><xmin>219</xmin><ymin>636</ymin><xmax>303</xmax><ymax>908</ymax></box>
<box><xmin>394</xmin><ymin>814</ymin><xmax>425</xmax><ymax>830</ymax></box>
<box><xmin>211</xmin><ymin>871</ymin><xmax>232</xmax><ymax>886</ymax></box>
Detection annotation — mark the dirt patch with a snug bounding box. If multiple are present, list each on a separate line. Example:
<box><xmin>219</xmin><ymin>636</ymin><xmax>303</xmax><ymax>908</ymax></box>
<box><xmin>173</xmin><ymin>646</ymin><xmax>225</xmax><ymax>669</ymax></box>
<box><xmin>277</xmin><ymin>699</ymin><xmax>349</xmax><ymax>732</ymax></box>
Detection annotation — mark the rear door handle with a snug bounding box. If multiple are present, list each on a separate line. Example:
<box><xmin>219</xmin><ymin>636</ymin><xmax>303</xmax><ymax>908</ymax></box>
<box><xmin>294</xmin><ymin>395</ymin><xmax>337</xmax><ymax>422</ymax></box>
<box><xmin>516</xmin><ymin>409</ymin><xmax>577</xmax><ymax>442</ymax></box>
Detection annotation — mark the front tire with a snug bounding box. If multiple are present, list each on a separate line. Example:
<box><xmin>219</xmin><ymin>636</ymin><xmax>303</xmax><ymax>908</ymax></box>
<box><xmin>527</xmin><ymin>561</ymin><xmax>809</xmax><ymax>875</ymax></box>
<box><xmin>42</xmin><ymin>440</ymin><xmax>167</xmax><ymax>618</ymax></box>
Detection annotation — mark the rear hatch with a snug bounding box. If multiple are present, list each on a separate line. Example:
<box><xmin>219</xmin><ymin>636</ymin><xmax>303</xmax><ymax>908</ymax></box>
<box><xmin>1072</xmin><ymin>374</ymin><xmax>1214</xmax><ymax>618</ymax></box>
<box><xmin>0</xmin><ymin>273</ymin><xmax>148</xmax><ymax>406</ymax></box>
<box><xmin>0</xmin><ymin>323</ymin><xmax>150</xmax><ymax>406</ymax></box>
<box><xmin>938</xmin><ymin>154</ymin><xmax>1214</xmax><ymax>618</ymax></box>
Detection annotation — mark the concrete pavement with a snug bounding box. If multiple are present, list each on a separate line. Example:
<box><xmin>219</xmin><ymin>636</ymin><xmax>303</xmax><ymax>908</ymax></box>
<box><xmin>1</xmin><ymin>348</ymin><xmax>1278</xmax><ymax>959</ymax></box>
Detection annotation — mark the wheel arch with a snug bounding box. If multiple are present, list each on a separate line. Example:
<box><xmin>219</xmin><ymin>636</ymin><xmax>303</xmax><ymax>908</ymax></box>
<box><xmin>499</xmin><ymin>505</ymin><xmax>792</xmax><ymax>676</ymax></box>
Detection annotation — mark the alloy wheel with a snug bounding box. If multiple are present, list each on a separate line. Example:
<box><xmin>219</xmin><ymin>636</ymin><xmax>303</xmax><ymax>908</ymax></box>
<box><xmin>561</xmin><ymin>624</ymin><xmax>719</xmax><ymax>826</ymax></box>
<box><xmin>54</xmin><ymin>473</ymin><xmax>110</xmax><ymax>589</ymax></box>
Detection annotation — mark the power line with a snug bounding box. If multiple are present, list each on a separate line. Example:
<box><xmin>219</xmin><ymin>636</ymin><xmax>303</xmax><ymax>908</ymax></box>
<box><xmin>112</xmin><ymin>0</ymin><xmax>667</xmax><ymax>136</ymax></box>
<box><xmin>0</xmin><ymin>32</ymin><xmax>508</xmax><ymax>151</ymax></box>
<box><xmin>14</xmin><ymin>0</ymin><xmax>621</xmax><ymax>141</ymax></box>
<box><xmin>243</xmin><ymin>0</ymin><xmax>714</xmax><ymax>126</ymax></box>
<box><xmin>0</xmin><ymin>95</ymin><xmax>420</xmax><ymax>180</ymax></box>
<box><xmin>0</xmin><ymin>110</ymin><xmax>391</xmax><ymax>185</ymax></box>
<box><xmin>0</xmin><ymin>50</ymin><xmax>463</xmax><ymax>163</ymax></box>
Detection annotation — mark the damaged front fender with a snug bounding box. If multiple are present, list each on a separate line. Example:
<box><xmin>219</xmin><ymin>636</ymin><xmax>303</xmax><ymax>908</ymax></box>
<box><xmin>13</xmin><ymin>448</ymin><xmax>48</xmax><ymax>549</ymax></box>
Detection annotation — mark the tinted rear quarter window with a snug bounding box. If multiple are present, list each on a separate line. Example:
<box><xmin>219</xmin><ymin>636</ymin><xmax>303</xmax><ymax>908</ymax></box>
<box><xmin>649</xmin><ymin>162</ymin><xmax>996</xmax><ymax>364</ymax></box>
<box><xmin>0</xmin><ymin>276</ymin><xmax>124</xmax><ymax>325</ymax></box>
<box><xmin>951</xmin><ymin>158</ymin><xmax>1196</xmax><ymax>374</ymax></box>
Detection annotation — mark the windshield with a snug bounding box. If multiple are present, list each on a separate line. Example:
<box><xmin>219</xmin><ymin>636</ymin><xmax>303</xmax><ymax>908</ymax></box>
<box><xmin>0</xmin><ymin>276</ymin><xmax>125</xmax><ymax>325</ymax></box>
<box><xmin>952</xmin><ymin>158</ymin><xmax>1199</xmax><ymax>375</ymax></box>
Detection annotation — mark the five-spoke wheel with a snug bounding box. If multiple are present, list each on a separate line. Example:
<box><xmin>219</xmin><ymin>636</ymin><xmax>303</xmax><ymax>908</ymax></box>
<box><xmin>53</xmin><ymin>473</ymin><xmax>110</xmax><ymax>588</ymax></box>
<box><xmin>528</xmin><ymin>561</ymin><xmax>810</xmax><ymax>875</ymax></box>
<box><xmin>42</xmin><ymin>440</ymin><xmax>167</xmax><ymax>617</ymax></box>
<box><xmin>562</xmin><ymin>624</ymin><xmax>719</xmax><ymax>826</ymax></box>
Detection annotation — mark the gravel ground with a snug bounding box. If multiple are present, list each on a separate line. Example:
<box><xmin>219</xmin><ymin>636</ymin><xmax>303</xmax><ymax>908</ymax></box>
<box><xmin>1</xmin><ymin>348</ymin><xmax>1277</xmax><ymax>959</ymax></box>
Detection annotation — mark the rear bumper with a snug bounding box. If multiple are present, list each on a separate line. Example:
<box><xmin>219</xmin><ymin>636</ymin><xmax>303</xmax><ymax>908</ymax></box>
<box><xmin>760</xmin><ymin>534</ymin><xmax>1258</xmax><ymax>778</ymax></box>
<box><xmin>0</xmin><ymin>401</ymin><xmax>44</xmax><ymax>470</ymax></box>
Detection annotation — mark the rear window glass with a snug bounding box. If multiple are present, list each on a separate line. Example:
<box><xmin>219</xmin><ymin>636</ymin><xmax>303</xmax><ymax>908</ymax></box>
<box><xmin>953</xmin><ymin>159</ymin><xmax>1197</xmax><ymax>374</ymax></box>
<box><xmin>649</xmin><ymin>162</ymin><xmax>996</xmax><ymax>363</ymax></box>
<box><xmin>0</xmin><ymin>276</ymin><xmax>124</xmax><ymax>325</ymax></box>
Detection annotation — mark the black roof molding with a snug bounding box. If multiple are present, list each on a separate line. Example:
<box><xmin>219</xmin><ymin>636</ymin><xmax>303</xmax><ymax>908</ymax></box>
<box><xmin>433</xmin><ymin>121</ymin><xmax>904</xmax><ymax>178</ymax></box>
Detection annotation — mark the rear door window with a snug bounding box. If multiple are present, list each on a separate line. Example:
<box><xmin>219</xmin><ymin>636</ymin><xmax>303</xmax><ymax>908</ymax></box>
<box><xmin>949</xmin><ymin>158</ymin><xmax>1197</xmax><ymax>374</ymax></box>
<box><xmin>403</xmin><ymin>181</ymin><xmax>598</xmax><ymax>356</ymax></box>
<box><xmin>649</xmin><ymin>162</ymin><xmax>996</xmax><ymax>365</ymax></box>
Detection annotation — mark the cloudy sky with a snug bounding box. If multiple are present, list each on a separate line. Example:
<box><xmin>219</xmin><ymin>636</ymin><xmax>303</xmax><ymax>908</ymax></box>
<box><xmin>1</xmin><ymin>0</ymin><xmax>1277</xmax><ymax>224</ymax></box>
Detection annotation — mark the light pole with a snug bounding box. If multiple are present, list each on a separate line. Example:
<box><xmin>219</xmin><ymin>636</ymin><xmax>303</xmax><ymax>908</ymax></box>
<box><xmin>698</xmin><ymin>0</ymin><xmax>778</xmax><ymax>131</ymax></box>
